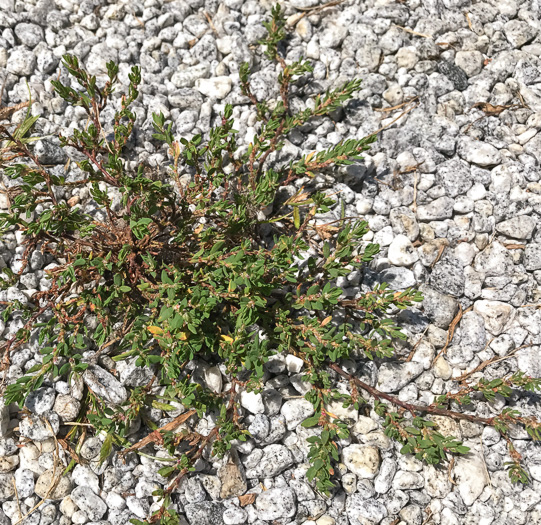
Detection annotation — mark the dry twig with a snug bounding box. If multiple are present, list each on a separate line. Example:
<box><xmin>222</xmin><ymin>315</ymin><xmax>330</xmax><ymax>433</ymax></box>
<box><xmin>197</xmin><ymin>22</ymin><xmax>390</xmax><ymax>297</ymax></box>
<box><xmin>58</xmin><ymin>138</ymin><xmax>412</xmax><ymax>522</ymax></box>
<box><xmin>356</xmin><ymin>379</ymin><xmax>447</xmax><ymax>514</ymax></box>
<box><xmin>203</xmin><ymin>11</ymin><xmax>219</xmax><ymax>36</ymax></box>
<box><xmin>394</xmin><ymin>25</ymin><xmax>431</xmax><ymax>39</ymax></box>
<box><xmin>412</xmin><ymin>170</ymin><xmax>419</xmax><ymax>212</ymax></box>
<box><xmin>0</xmin><ymin>76</ymin><xmax>29</xmax><ymax>121</ymax></box>
<box><xmin>286</xmin><ymin>0</ymin><xmax>345</xmax><ymax>27</ymax></box>
<box><xmin>431</xmin><ymin>305</ymin><xmax>463</xmax><ymax>365</ymax></box>
<box><xmin>454</xmin><ymin>342</ymin><xmax>532</xmax><ymax>382</ymax></box>
<box><xmin>374</xmin><ymin>96</ymin><xmax>419</xmax><ymax>113</ymax></box>
<box><xmin>465</xmin><ymin>12</ymin><xmax>473</xmax><ymax>31</ymax></box>
<box><xmin>12</xmin><ymin>477</ymin><xmax>22</xmax><ymax>521</ymax></box>
<box><xmin>405</xmin><ymin>326</ymin><xmax>429</xmax><ymax>362</ymax></box>
<box><xmin>447</xmin><ymin>457</ymin><xmax>456</xmax><ymax>485</ymax></box>
<box><xmin>292</xmin><ymin>0</ymin><xmax>345</xmax><ymax>12</ymax></box>
<box><xmin>120</xmin><ymin>409</ymin><xmax>197</xmax><ymax>456</ymax></box>
<box><xmin>430</xmin><ymin>241</ymin><xmax>448</xmax><ymax>269</ymax></box>
<box><xmin>372</xmin><ymin>100</ymin><xmax>419</xmax><ymax>135</ymax></box>
<box><xmin>422</xmin><ymin>507</ymin><xmax>435</xmax><ymax>525</ymax></box>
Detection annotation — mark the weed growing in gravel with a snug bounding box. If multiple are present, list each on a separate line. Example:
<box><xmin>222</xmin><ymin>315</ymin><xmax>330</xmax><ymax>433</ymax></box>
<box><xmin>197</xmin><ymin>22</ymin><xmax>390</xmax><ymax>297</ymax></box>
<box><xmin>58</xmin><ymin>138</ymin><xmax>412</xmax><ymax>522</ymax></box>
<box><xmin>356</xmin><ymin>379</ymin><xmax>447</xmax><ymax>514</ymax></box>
<box><xmin>1</xmin><ymin>5</ymin><xmax>541</xmax><ymax>524</ymax></box>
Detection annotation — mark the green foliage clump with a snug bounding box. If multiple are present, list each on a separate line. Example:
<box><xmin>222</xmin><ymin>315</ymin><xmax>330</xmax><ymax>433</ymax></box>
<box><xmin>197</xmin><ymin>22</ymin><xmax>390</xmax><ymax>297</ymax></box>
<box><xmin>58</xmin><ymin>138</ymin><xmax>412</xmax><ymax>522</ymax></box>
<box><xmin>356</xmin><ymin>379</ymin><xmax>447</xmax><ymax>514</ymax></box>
<box><xmin>1</xmin><ymin>5</ymin><xmax>540</xmax><ymax>523</ymax></box>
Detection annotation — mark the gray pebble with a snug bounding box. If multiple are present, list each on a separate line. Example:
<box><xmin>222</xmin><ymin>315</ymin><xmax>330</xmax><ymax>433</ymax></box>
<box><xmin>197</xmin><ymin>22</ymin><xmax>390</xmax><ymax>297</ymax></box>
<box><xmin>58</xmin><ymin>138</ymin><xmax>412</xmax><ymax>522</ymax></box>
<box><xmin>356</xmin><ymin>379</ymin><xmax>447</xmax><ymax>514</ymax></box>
<box><xmin>438</xmin><ymin>60</ymin><xmax>469</xmax><ymax>91</ymax></box>
<box><xmin>71</xmin><ymin>486</ymin><xmax>107</xmax><ymax>521</ymax></box>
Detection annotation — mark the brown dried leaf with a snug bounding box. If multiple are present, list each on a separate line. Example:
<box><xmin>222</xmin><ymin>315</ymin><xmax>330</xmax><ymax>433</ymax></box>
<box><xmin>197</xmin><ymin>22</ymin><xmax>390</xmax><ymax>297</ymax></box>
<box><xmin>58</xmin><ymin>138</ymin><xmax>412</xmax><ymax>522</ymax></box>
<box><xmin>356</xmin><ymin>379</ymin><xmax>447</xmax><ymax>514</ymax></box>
<box><xmin>287</xmin><ymin>192</ymin><xmax>311</xmax><ymax>205</ymax></box>
<box><xmin>0</xmin><ymin>101</ymin><xmax>29</xmax><ymax>121</ymax></box>
<box><xmin>321</xmin><ymin>315</ymin><xmax>332</xmax><ymax>327</ymax></box>
<box><xmin>315</xmin><ymin>224</ymin><xmax>339</xmax><ymax>240</ymax></box>
<box><xmin>471</xmin><ymin>102</ymin><xmax>515</xmax><ymax>116</ymax></box>
<box><xmin>147</xmin><ymin>429</ymin><xmax>165</xmax><ymax>447</ymax></box>
<box><xmin>238</xmin><ymin>493</ymin><xmax>256</xmax><ymax>507</ymax></box>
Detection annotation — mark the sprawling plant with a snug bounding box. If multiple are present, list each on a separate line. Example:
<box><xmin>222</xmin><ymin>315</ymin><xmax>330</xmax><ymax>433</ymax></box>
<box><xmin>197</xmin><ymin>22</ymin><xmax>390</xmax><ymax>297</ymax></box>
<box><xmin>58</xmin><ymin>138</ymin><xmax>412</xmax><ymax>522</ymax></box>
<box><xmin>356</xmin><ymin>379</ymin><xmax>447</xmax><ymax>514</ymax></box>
<box><xmin>0</xmin><ymin>5</ymin><xmax>540</xmax><ymax>524</ymax></box>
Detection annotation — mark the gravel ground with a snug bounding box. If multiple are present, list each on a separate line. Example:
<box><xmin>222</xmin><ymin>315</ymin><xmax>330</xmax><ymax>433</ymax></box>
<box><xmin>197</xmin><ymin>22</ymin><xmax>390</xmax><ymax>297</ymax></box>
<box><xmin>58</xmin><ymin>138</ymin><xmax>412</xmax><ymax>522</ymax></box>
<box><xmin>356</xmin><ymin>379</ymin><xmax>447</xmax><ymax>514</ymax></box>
<box><xmin>2</xmin><ymin>0</ymin><xmax>541</xmax><ymax>524</ymax></box>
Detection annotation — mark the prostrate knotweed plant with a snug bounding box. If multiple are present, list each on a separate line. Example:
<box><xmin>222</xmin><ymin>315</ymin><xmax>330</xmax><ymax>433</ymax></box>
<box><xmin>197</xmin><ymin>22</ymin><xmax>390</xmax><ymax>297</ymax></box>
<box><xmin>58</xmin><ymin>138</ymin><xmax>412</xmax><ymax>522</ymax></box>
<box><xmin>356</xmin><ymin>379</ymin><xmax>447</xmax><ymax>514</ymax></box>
<box><xmin>0</xmin><ymin>5</ymin><xmax>540</xmax><ymax>524</ymax></box>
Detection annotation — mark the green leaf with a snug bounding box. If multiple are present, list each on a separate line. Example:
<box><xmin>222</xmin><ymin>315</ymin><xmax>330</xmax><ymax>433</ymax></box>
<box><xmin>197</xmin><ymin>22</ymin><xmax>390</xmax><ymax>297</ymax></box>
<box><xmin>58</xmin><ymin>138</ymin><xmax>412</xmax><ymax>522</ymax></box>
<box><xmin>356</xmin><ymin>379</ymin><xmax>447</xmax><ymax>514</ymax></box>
<box><xmin>99</xmin><ymin>433</ymin><xmax>114</xmax><ymax>464</ymax></box>
<box><xmin>158</xmin><ymin>465</ymin><xmax>177</xmax><ymax>477</ymax></box>
<box><xmin>293</xmin><ymin>207</ymin><xmax>301</xmax><ymax>229</ymax></box>
<box><xmin>161</xmin><ymin>270</ymin><xmax>174</xmax><ymax>285</ymax></box>
<box><xmin>152</xmin><ymin>400</ymin><xmax>175</xmax><ymax>411</ymax></box>
<box><xmin>306</xmin><ymin>465</ymin><xmax>317</xmax><ymax>481</ymax></box>
<box><xmin>301</xmin><ymin>413</ymin><xmax>321</xmax><ymax>428</ymax></box>
<box><xmin>405</xmin><ymin>427</ymin><xmax>421</xmax><ymax>435</ymax></box>
<box><xmin>321</xmin><ymin>429</ymin><xmax>330</xmax><ymax>445</ymax></box>
<box><xmin>170</xmin><ymin>313</ymin><xmax>183</xmax><ymax>330</ymax></box>
<box><xmin>158</xmin><ymin>306</ymin><xmax>174</xmax><ymax>322</ymax></box>
<box><xmin>312</xmin><ymin>458</ymin><xmax>324</xmax><ymax>471</ymax></box>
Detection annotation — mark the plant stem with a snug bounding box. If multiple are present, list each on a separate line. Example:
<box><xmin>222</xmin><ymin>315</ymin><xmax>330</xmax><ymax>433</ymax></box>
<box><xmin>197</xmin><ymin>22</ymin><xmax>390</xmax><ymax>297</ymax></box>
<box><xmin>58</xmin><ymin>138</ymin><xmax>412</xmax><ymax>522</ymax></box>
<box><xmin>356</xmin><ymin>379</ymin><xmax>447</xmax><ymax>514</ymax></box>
<box><xmin>328</xmin><ymin>362</ymin><xmax>495</xmax><ymax>425</ymax></box>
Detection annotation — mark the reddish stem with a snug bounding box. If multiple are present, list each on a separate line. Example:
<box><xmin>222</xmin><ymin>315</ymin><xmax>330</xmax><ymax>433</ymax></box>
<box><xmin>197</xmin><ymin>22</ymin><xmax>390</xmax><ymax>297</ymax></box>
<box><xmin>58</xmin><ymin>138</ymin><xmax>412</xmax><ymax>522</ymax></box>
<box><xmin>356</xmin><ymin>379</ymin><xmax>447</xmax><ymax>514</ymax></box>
<box><xmin>328</xmin><ymin>363</ymin><xmax>495</xmax><ymax>425</ymax></box>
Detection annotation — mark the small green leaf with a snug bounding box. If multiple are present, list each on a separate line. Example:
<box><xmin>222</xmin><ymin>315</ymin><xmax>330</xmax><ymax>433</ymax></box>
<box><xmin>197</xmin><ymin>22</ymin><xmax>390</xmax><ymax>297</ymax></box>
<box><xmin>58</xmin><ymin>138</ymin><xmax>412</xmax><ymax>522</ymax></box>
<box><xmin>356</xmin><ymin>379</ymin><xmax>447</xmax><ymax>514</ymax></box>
<box><xmin>301</xmin><ymin>414</ymin><xmax>321</xmax><ymax>428</ymax></box>
<box><xmin>99</xmin><ymin>434</ymin><xmax>114</xmax><ymax>464</ymax></box>
<box><xmin>158</xmin><ymin>306</ymin><xmax>174</xmax><ymax>322</ymax></box>
<box><xmin>158</xmin><ymin>465</ymin><xmax>177</xmax><ymax>477</ymax></box>
<box><xmin>321</xmin><ymin>429</ymin><xmax>329</xmax><ymax>445</ymax></box>
<box><xmin>293</xmin><ymin>206</ymin><xmax>301</xmax><ymax>229</ymax></box>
